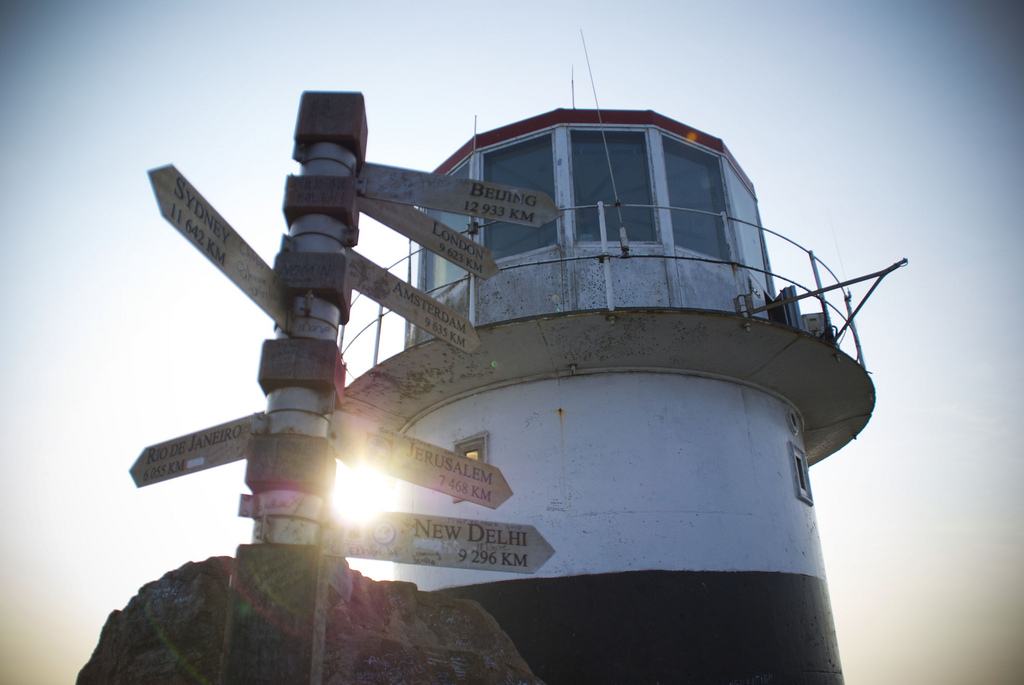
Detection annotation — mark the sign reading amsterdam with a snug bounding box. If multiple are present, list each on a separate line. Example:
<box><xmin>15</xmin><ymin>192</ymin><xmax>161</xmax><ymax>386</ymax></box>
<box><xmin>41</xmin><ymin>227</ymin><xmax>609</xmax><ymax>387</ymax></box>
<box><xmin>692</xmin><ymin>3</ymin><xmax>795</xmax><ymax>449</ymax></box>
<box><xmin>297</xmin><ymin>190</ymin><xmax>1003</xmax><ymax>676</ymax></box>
<box><xmin>321</xmin><ymin>512</ymin><xmax>554</xmax><ymax>574</ymax></box>
<box><xmin>330</xmin><ymin>411</ymin><xmax>512</xmax><ymax>509</ymax></box>
<box><xmin>347</xmin><ymin>250</ymin><xmax>480</xmax><ymax>353</ymax></box>
<box><xmin>358</xmin><ymin>162</ymin><xmax>560</xmax><ymax>228</ymax></box>
<box><xmin>359</xmin><ymin>197</ymin><xmax>499</xmax><ymax>280</ymax></box>
<box><xmin>149</xmin><ymin>165</ymin><xmax>291</xmax><ymax>329</ymax></box>
<box><xmin>130</xmin><ymin>415</ymin><xmax>253</xmax><ymax>487</ymax></box>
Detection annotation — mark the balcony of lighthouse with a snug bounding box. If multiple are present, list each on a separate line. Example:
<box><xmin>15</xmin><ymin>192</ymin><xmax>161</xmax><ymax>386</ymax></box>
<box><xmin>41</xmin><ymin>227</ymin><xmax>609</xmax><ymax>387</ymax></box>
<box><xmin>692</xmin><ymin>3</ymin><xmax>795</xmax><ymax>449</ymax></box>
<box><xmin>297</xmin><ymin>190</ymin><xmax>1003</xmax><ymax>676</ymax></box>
<box><xmin>338</xmin><ymin>110</ymin><xmax>895</xmax><ymax>464</ymax></box>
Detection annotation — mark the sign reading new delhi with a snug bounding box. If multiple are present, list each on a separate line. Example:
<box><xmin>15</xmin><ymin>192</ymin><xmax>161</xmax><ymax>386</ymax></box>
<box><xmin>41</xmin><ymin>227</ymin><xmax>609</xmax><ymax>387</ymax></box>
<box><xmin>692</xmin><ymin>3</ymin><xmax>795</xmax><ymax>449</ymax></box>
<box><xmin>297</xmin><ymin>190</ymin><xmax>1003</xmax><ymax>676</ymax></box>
<box><xmin>322</xmin><ymin>512</ymin><xmax>554</xmax><ymax>574</ymax></box>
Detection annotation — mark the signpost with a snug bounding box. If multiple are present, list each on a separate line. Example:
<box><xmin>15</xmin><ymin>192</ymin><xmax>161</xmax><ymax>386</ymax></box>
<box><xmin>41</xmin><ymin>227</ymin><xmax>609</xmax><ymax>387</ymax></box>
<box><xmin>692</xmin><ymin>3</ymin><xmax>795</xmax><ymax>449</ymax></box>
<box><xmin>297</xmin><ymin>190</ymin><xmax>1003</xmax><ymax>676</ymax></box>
<box><xmin>358</xmin><ymin>162</ymin><xmax>560</xmax><ymax>228</ymax></box>
<box><xmin>130</xmin><ymin>415</ymin><xmax>253</xmax><ymax>487</ymax></box>
<box><xmin>359</xmin><ymin>197</ymin><xmax>499</xmax><ymax>279</ymax></box>
<box><xmin>139</xmin><ymin>92</ymin><xmax>560</xmax><ymax>685</ymax></box>
<box><xmin>330</xmin><ymin>411</ymin><xmax>512</xmax><ymax>509</ymax></box>
<box><xmin>347</xmin><ymin>250</ymin><xmax>481</xmax><ymax>353</ymax></box>
<box><xmin>149</xmin><ymin>165</ymin><xmax>291</xmax><ymax>330</ymax></box>
<box><xmin>322</xmin><ymin>512</ymin><xmax>554</xmax><ymax>574</ymax></box>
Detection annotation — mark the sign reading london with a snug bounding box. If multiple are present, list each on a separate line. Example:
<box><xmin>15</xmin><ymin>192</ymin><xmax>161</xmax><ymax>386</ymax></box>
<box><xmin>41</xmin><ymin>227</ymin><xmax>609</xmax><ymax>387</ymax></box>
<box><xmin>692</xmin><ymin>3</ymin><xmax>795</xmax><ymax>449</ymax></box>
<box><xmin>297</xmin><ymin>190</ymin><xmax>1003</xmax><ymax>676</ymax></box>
<box><xmin>359</xmin><ymin>197</ymin><xmax>499</xmax><ymax>280</ymax></box>
<box><xmin>330</xmin><ymin>411</ymin><xmax>512</xmax><ymax>509</ymax></box>
<box><xmin>358</xmin><ymin>162</ymin><xmax>560</xmax><ymax>228</ymax></box>
<box><xmin>131</xmin><ymin>415</ymin><xmax>253</xmax><ymax>487</ymax></box>
<box><xmin>347</xmin><ymin>250</ymin><xmax>481</xmax><ymax>353</ymax></box>
<box><xmin>149</xmin><ymin>165</ymin><xmax>291</xmax><ymax>329</ymax></box>
<box><xmin>322</xmin><ymin>512</ymin><xmax>554</xmax><ymax>574</ymax></box>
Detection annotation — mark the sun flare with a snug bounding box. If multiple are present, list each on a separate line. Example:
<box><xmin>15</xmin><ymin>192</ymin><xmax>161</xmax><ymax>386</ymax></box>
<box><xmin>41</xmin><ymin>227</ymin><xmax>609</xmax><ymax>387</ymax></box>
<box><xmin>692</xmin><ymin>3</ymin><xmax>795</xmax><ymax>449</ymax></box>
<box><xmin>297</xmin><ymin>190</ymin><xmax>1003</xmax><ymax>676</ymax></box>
<box><xmin>331</xmin><ymin>462</ymin><xmax>397</xmax><ymax>523</ymax></box>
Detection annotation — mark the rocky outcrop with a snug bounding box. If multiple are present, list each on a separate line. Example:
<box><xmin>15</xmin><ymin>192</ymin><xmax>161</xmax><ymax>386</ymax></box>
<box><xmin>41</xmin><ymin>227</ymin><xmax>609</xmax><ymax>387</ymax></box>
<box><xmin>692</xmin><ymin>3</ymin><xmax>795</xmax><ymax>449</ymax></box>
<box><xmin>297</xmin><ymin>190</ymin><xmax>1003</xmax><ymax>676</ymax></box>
<box><xmin>77</xmin><ymin>557</ymin><xmax>233</xmax><ymax>685</ymax></box>
<box><xmin>77</xmin><ymin>556</ymin><xmax>543</xmax><ymax>685</ymax></box>
<box><xmin>324</xmin><ymin>566</ymin><xmax>541</xmax><ymax>685</ymax></box>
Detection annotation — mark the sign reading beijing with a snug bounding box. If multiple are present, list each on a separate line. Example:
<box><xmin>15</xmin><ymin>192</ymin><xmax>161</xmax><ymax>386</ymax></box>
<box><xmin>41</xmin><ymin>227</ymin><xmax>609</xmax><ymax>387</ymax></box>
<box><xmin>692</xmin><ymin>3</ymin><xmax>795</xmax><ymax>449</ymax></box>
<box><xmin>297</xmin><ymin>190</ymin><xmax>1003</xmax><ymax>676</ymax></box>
<box><xmin>358</xmin><ymin>162</ymin><xmax>560</xmax><ymax>228</ymax></box>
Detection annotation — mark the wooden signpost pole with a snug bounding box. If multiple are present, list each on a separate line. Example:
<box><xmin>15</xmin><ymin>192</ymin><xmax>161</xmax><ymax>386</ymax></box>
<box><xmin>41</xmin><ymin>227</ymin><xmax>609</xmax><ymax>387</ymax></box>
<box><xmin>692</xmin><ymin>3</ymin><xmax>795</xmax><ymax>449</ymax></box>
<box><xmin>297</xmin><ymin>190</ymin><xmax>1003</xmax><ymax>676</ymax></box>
<box><xmin>220</xmin><ymin>92</ymin><xmax>365</xmax><ymax>685</ymax></box>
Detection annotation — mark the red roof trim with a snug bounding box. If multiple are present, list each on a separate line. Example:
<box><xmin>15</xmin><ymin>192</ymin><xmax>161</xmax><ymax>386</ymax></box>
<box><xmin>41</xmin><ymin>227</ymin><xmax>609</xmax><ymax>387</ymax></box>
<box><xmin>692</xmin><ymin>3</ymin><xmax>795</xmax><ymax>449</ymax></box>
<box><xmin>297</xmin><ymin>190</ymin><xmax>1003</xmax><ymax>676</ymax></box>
<box><xmin>433</xmin><ymin>108</ymin><xmax>755</xmax><ymax>195</ymax></box>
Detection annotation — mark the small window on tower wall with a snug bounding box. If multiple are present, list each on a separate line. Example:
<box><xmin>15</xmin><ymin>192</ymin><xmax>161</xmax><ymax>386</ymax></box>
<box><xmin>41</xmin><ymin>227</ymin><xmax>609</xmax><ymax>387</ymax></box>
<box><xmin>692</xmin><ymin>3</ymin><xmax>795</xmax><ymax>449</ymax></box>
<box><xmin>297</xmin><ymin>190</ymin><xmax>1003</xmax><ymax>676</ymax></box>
<box><xmin>790</xmin><ymin>442</ymin><xmax>813</xmax><ymax>505</ymax></box>
<box><xmin>453</xmin><ymin>433</ymin><xmax>489</xmax><ymax>503</ymax></box>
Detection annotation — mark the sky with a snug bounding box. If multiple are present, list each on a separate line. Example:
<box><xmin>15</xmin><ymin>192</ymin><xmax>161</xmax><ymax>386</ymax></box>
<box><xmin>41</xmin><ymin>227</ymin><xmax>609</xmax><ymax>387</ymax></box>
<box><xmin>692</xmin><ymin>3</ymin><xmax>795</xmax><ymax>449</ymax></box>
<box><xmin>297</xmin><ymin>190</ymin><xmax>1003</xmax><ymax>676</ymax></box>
<box><xmin>1</xmin><ymin>1</ymin><xmax>1022</xmax><ymax>683</ymax></box>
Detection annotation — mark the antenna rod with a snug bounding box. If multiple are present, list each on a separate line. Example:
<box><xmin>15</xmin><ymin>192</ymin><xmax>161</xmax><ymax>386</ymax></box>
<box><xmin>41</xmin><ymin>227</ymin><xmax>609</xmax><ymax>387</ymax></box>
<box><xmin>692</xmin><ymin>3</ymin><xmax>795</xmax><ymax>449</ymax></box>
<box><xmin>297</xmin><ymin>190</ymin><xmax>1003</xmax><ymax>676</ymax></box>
<box><xmin>581</xmin><ymin>30</ymin><xmax>627</xmax><ymax>249</ymax></box>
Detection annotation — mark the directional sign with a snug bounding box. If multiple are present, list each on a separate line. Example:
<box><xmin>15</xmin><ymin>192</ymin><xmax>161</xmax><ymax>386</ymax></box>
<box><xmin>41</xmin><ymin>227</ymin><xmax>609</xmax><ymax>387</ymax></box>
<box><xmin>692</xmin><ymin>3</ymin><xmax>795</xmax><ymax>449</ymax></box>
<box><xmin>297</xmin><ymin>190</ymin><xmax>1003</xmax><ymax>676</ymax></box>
<box><xmin>358</xmin><ymin>162</ymin><xmax>560</xmax><ymax>228</ymax></box>
<box><xmin>347</xmin><ymin>250</ymin><xmax>480</xmax><ymax>353</ymax></box>
<box><xmin>359</xmin><ymin>197</ymin><xmax>499</xmax><ymax>280</ymax></box>
<box><xmin>131</xmin><ymin>415</ymin><xmax>253</xmax><ymax>487</ymax></box>
<box><xmin>149</xmin><ymin>165</ymin><xmax>291</xmax><ymax>329</ymax></box>
<box><xmin>322</xmin><ymin>512</ymin><xmax>554</xmax><ymax>574</ymax></box>
<box><xmin>330</xmin><ymin>411</ymin><xmax>512</xmax><ymax>509</ymax></box>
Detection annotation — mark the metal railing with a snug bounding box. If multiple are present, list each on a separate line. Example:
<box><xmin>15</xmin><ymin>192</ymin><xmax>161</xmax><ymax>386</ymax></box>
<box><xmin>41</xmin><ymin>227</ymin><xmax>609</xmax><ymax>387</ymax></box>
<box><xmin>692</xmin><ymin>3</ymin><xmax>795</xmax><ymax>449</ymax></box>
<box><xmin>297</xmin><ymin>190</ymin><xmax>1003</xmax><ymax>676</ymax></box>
<box><xmin>339</xmin><ymin>202</ymin><xmax>905</xmax><ymax>378</ymax></box>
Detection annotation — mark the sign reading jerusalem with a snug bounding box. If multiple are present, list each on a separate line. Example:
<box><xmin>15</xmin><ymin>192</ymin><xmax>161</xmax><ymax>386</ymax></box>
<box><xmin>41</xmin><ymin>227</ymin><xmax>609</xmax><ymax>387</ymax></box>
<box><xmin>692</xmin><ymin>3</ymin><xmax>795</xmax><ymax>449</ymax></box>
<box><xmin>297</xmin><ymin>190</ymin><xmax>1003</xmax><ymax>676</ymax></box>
<box><xmin>330</xmin><ymin>411</ymin><xmax>512</xmax><ymax>509</ymax></box>
<box><xmin>321</xmin><ymin>512</ymin><xmax>554</xmax><ymax>574</ymax></box>
<box><xmin>148</xmin><ymin>165</ymin><xmax>291</xmax><ymax>329</ymax></box>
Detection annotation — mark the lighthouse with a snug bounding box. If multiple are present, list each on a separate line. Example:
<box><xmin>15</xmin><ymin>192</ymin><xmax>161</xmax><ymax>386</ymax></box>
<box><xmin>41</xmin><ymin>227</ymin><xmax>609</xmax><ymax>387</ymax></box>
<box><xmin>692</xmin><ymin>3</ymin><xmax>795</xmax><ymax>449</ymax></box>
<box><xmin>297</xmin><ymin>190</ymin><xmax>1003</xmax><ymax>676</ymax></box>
<box><xmin>340</xmin><ymin>109</ymin><xmax>882</xmax><ymax>684</ymax></box>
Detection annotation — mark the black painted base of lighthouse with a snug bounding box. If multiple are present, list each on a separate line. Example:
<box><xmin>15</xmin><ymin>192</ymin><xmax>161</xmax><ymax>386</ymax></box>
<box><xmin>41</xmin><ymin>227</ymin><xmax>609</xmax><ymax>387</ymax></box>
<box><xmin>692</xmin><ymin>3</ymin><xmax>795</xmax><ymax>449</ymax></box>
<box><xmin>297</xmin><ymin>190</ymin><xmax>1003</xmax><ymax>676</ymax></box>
<box><xmin>442</xmin><ymin>570</ymin><xmax>843</xmax><ymax>685</ymax></box>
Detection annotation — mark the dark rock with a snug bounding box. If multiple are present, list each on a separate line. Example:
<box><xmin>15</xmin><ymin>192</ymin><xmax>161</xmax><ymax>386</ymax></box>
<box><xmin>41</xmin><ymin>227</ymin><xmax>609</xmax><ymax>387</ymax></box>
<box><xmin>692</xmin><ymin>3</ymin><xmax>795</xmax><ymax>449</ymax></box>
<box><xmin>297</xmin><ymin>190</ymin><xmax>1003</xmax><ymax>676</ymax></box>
<box><xmin>325</xmin><ymin>569</ymin><xmax>543</xmax><ymax>685</ymax></box>
<box><xmin>77</xmin><ymin>556</ymin><xmax>544</xmax><ymax>685</ymax></box>
<box><xmin>77</xmin><ymin>557</ymin><xmax>233</xmax><ymax>685</ymax></box>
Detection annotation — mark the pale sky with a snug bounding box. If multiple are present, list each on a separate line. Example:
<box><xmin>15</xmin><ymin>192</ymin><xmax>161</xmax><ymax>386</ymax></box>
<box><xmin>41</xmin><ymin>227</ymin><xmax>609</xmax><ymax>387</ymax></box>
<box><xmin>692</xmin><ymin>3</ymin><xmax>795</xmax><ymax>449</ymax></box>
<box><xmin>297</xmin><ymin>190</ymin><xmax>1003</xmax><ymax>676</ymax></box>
<box><xmin>1</xmin><ymin>1</ymin><xmax>1022</xmax><ymax>683</ymax></box>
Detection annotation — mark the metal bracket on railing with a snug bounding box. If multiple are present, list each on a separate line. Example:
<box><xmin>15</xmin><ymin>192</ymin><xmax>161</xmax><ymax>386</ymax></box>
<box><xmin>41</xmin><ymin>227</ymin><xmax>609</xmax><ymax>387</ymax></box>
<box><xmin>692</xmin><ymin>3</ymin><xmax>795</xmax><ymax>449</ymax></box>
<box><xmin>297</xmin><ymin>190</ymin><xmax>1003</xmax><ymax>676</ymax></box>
<box><xmin>597</xmin><ymin>201</ymin><xmax>616</xmax><ymax>311</ymax></box>
<box><xmin>833</xmin><ymin>258</ymin><xmax>908</xmax><ymax>341</ymax></box>
<box><xmin>734</xmin><ymin>293</ymin><xmax>754</xmax><ymax>318</ymax></box>
<box><xmin>747</xmin><ymin>259</ymin><xmax>907</xmax><ymax>320</ymax></box>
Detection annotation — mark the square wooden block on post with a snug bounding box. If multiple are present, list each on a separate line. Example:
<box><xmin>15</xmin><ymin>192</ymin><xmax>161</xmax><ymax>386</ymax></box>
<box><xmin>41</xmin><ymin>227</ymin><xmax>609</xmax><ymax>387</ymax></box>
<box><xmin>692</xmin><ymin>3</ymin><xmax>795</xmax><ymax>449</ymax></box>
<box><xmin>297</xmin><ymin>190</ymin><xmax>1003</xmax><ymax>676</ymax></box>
<box><xmin>293</xmin><ymin>92</ymin><xmax>368</xmax><ymax>167</ymax></box>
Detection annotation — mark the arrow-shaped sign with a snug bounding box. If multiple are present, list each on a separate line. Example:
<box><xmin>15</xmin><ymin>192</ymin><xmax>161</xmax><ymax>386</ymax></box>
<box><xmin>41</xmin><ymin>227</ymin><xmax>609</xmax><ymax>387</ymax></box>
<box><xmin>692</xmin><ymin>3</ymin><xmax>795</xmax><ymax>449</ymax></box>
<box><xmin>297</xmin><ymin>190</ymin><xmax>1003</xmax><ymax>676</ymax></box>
<box><xmin>149</xmin><ymin>165</ymin><xmax>291</xmax><ymax>330</ymax></box>
<box><xmin>359</xmin><ymin>197</ymin><xmax>499</xmax><ymax>280</ymax></box>
<box><xmin>358</xmin><ymin>162</ymin><xmax>560</xmax><ymax>228</ymax></box>
<box><xmin>347</xmin><ymin>250</ymin><xmax>480</xmax><ymax>353</ymax></box>
<box><xmin>131</xmin><ymin>415</ymin><xmax>254</xmax><ymax>487</ymax></box>
<box><xmin>322</xmin><ymin>512</ymin><xmax>554</xmax><ymax>574</ymax></box>
<box><xmin>330</xmin><ymin>411</ymin><xmax>512</xmax><ymax>509</ymax></box>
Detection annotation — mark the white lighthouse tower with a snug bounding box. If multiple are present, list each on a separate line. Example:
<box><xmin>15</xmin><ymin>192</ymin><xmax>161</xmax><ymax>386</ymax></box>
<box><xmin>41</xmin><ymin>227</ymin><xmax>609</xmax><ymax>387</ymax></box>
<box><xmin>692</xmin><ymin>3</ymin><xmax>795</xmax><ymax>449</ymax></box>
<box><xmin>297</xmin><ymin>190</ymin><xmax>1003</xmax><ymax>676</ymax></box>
<box><xmin>340</xmin><ymin>109</ymin><xmax>886</xmax><ymax>684</ymax></box>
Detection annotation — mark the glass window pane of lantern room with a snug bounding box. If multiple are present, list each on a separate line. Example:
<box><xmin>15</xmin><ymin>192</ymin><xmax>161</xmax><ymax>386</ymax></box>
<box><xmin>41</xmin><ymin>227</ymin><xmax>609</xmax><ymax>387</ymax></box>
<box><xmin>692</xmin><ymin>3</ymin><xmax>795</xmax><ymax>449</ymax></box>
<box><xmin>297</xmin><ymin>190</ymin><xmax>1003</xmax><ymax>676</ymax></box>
<box><xmin>483</xmin><ymin>134</ymin><xmax>557</xmax><ymax>260</ymax></box>
<box><xmin>663</xmin><ymin>137</ymin><xmax>727</xmax><ymax>260</ymax></box>
<box><xmin>424</xmin><ymin>163</ymin><xmax>473</xmax><ymax>291</ymax></box>
<box><xmin>571</xmin><ymin>131</ymin><xmax>655</xmax><ymax>243</ymax></box>
<box><xmin>724</xmin><ymin>164</ymin><xmax>768</xmax><ymax>294</ymax></box>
